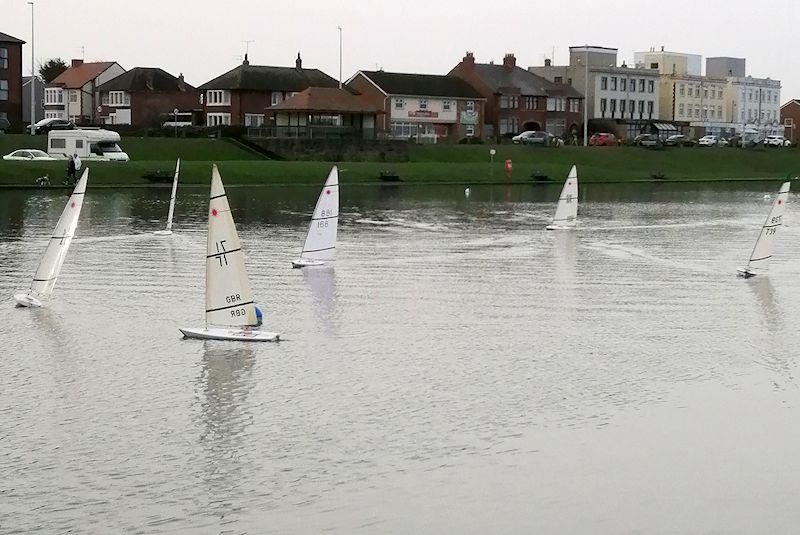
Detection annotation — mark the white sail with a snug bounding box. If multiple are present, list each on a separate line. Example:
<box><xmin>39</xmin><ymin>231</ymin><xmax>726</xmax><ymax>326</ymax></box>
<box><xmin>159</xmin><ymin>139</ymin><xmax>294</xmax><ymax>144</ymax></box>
<box><xmin>745</xmin><ymin>181</ymin><xmax>790</xmax><ymax>274</ymax></box>
<box><xmin>27</xmin><ymin>169</ymin><xmax>89</xmax><ymax>299</ymax></box>
<box><xmin>205</xmin><ymin>165</ymin><xmax>257</xmax><ymax>327</ymax></box>
<box><xmin>550</xmin><ymin>165</ymin><xmax>578</xmax><ymax>228</ymax></box>
<box><xmin>165</xmin><ymin>158</ymin><xmax>180</xmax><ymax>232</ymax></box>
<box><xmin>298</xmin><ymin>166</ymin><xmax>339</xmax><ymax>262</ymax></box>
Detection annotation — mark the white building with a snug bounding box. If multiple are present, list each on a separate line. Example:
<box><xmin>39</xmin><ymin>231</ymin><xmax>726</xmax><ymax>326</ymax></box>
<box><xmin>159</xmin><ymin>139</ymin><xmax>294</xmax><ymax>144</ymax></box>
<box><xmin>44</xmin><ymin>59</ymin><xmax>125</xmax><ymax>123</ymax></box>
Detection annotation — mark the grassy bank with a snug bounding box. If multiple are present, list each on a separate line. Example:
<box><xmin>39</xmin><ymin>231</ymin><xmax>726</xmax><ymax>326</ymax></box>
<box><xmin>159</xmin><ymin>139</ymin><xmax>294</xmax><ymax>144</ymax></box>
<box><xmin>0</xmin><ymin>134</ymin><xmax>797</xmax><ymax>186</ymax></box>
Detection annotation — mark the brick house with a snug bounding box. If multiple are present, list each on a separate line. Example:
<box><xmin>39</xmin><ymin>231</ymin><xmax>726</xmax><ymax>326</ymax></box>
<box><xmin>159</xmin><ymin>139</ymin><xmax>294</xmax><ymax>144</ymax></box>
<box><xmin>45</xmin><ymin>59</ymin><xmax>125</xmax><ymax>123</ymax></box>
<box><xmin>0</xmin><ymin>32</ymin><xmax>25</xmax><ymax>131</ymax></box>
<box><xmin>450</xmin><ymin>52</ymin><xmax>583</xmax><ymax>140</ymax></box>
<box><xmin>780</xmin><ymin>99</ymin><xmax>800</xmax><ymax>144</ymax></box>
<box><xmin>95</xmin><ymin>67</ymin><xmax>199</xmax><ymax>127</ymax></box>
<box><xmin>198</xmin><ymin>54</ymin><xmax>339</xmax><ymax>127</ymax></box>
<box><xmin>346</xmin><ymin>70</ymin><xmax>484</xmax><ymax>141</ymax></box>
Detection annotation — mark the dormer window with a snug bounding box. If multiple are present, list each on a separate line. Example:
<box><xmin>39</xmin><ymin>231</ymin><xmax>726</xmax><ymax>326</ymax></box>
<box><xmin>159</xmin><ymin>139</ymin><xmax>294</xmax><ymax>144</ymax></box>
<box><xmin>419</xmin><ymin>99</ymin><xmax>428</xmax><ymax>110</ymax></box>
<box><xmin>443</xmin><ymin>100</ymin><xmax>451</xmax><ymax>111</ymax></box>
<box><xmin>394</xmin><ymin>98</ymin><xmax>405</xmax><ymax>110</ymax></box>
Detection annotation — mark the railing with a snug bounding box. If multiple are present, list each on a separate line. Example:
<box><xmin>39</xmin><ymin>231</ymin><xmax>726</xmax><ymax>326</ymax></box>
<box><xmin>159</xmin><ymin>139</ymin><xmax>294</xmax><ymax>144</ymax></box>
<box><xmin>247</xmin><ymin>126</ymin><xmax>376</xmax><ymax>139</ymax></box>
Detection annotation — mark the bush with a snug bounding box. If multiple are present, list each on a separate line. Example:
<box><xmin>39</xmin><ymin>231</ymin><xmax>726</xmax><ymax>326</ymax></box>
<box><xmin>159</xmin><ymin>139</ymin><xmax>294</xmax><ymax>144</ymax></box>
<box><xmin>458</xmin><ymin>137</ymin><xmax>483</xmax><ymax>145</ymax></box>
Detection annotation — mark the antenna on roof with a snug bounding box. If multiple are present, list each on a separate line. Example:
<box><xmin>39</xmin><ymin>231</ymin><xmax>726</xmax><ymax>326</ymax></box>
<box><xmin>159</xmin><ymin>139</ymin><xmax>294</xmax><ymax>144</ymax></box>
<box><xmin>242</xmin><ymin>40</ymin><xmax>254</xmax><ymax>64</ymax></box>
<box><xmin>81</xmin><ymin>46</ymin><xmax>85</xmax><ymax>60</ymax></box>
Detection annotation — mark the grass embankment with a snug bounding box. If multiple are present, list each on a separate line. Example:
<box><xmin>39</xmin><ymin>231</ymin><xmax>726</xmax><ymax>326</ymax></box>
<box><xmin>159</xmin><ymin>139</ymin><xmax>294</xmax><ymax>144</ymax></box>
<box><xmin>0</xmin><ymin>134</ymin><xmax>798</xmax><ymax>186</ymax></box>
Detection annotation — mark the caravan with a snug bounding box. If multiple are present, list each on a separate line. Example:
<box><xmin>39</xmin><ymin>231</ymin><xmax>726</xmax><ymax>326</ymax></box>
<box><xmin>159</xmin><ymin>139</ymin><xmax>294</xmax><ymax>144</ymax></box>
<box><xmin>47</xmin><ymin>129</ymin><xmax>130</xmax><ymax>161</ymax></box>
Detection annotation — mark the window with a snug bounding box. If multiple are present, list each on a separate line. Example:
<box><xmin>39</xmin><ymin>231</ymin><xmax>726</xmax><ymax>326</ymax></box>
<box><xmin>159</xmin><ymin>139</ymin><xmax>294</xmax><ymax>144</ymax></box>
<box><xmin>69</xmin><ymin>90</ymin><xmax>78</xmax><ymax>103</ymax></box>
<box><xmin>703</xmin><ymin>88</ymin><xmax>708</xmax><ymax>98</ymax></box>
<box><xmin>638</xmin><ymin>79</ymin><xmax>645</xmax><ymax>92</ymax></box>
<box><xmin>679</xmin><ymin>84</ymin><xmax>685</xmax><ymax>96</ymax></box>
<box><xmin>391</xmin><ymin>121</ymin><xmax>416</xmax><ymax>138</ymax></box>
<box><xmin>601</xmin><ymin>76</ymin><xmax>608</xmax><ymax>90</ymax></box>
<box><xmin>748</xmin><ymin>90</ymin><xmax>753</xmax><ymax>101</ymax></box>
<box><xmin>610</xmin><ymin>99</ymin><xmax>616</xmax><ymax>117</ymax></box>
<box><xmin>546</xmin><ymin>97</ymin><xmax>565</xmax><ymax>111</ymax></box>
<box><xmin>443</xmin><ymin>100</ymin><xmax>451</xmax><ymax>112</ymax></box>
<box><xmin>498</xmin><ymin>117</ymin><xmax>519</xmax><ymax>135</ymax></box>
<box><xmin>568</xmin><ymin>99</ymin><xmax>580</xmax><ymax>113</ymax></box>
<box><xmin>394</xmin><ymin>98</ymin><xmax>405</xmax><ymax>110</ymax></box>
<box><xmin>620</xmin><ymin>99</ymin><xmax>626</xmax><ymax>115</ymax></box>
<box><xmin>679</xmin><ymin>103</ymin><xmax>685</xmax><ymax>116</ymax></box>
<box><xmin>600</xmin><ymin>98</ymin><xmax>607</xmax><ymax>117</ymax></box>
<box><xmin>465</xmin><ymin>125</ymin><xmax>475</xmax><ymax>137</ymax></box>
<box><xmin>695</xmin><ymin>105</ymin><xmax>700</xmax><ymax>118</ymax></box>
<box><xmin>50</xmin><ymin>138</ymin><xmax>66</xmax><ymax>149</ymax></box>
<box><xmin>419</xmin><ymin>99</ymin><xmax>428</xmax><ymax>110</ymax></box>
<box><xmin>638</xmin><ymin>100</ymin><xmax>644</xmax><ymax>116</ymax></box>
<box><xmin>630</xmin><ymin>79</ymin><xmax>636</xmax><ymax>93</ymax></box>
<box><xmin>648</xmin><ymin>80</ymin><xmax>654</xmax><ymax>93</ymax></box>
<box><xmin>629</xmin><ymin>99</ymin><xmax>635</xmax><ymax>117</ymax></box>
<box><xmin>525</xmin><ymin>96</ymin><xmax>536</xmax><ymax>110</ymax></box>
<box><xmin>785</xmin><ymin>117</ymin><xmax>794</xmax><ymax>127</ymax></box>
<box><xmin>206</xmin><ymin>90</ymin><xmax>231</xmax><ymax>106</ymax></box>
<box><xmin>650</xmin><ymin>62</ymin><xmax>659</xmax><ymax>69</ymax></box>
<box><xmin>244</xmin><ymin>113</ymin><xmax>264</xmax><ymax>127</ymax></box>
<box><xmin>611</xmin><ymin>77</ymin><xmax>617</xmax><ymax>91</ymax></box>
<box><xmin>717</xmin><ymin>106</ymin><xmax>722</xmax><ymax>119</ymax></box>
<box><xmin>688</xmin><ymin>85</ymin><xmax>693</xmax><ymax>97</ymax></box>
<box><xmin>271</xmin><ymin>91</ymin><xmax>283</xmax><ymax>106</ymax></box>
<box><xmin>620</xmin><ymin>78</ymin><xmax>627</xmax><ymax>91</ymax></box>
<box><xmin>0</xmin><ymin>48</ymin><xmax>7</xmax><ymax>69</ymax></box>
<box><xmin>0</xmin><ymin>80</ymin><xmax>7</xmax><ymax>101</ymax></box>
<box><xmin>45</xmin><ymin>88</ymin><xmax>63</xmax><ymax>104</ymax></box>
<box><xmin>647</xmin><ymin>101</ymin><xmax>653</xmax><ymax>117</ymax></box>
<box><xmin>76</xmin><ymin>140</ymin><xmax>84</xmax><ymax>149</ymax></box>
<box><xmin>554</xmin><ymin>76</ymin><xmax>563</xmax><ymax>84</ymax></box>
<box><xmin>499</xmin><ymin>95</ymin><xmax>518</xmax><ymax>109</ymax></box>
<box><xmin>718</xmin><ymin>90</ymin><xmax>723</xmax><ymax>99</ymax></box>
<box><xmin>465</xmin><ymin>100</ymin><xmax>474</xmax><ymax>112</ymax></box>
<box><xmin>206</xmin><ymin>112</ymin><xmax>231</xmax><ymax>126</ymax></box>
<box><xmin>108</xmin><ymin>91</ymin><xmax>129</xmax><ymax>106</ymax></box>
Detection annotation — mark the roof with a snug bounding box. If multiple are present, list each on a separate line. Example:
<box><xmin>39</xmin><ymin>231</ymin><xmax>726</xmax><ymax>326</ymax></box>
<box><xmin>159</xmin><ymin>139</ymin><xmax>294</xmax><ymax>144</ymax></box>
<box><xmin>0</xmin><ymin>32</ymin><xmax>25</xmax><ymax>44</ymax></box>
<box><xmin>473</xmin><ymin>63</ymin><xmax>582</xmax><ymax>98</ymax></box>
<box><xmin>96</xmin><ymin>67</ymin><xmax>194</xmax><ymax>92</ymax></box>
<box><xmin>267</xmin><ymin>86</ymin><xmax>383</xmax><ymax>114</ymax></box>
<box><xmin>357</xmin><ymin>70</ymin><xmax>483</xmax><ymax>99</ymax></box>
<box><xmin>199</xmin><ymin>63</ymin><xmax>339</xmax><ymax>91</ymax></box>
<box><xmin>50</xmin><ymin>62</ymin><xmax>117</xmax><ymax>89</ymax></box>
<box><xmin>780</xmin><ymin>99</ymin><xmax>800</xmax><ymax>109</ymax></box>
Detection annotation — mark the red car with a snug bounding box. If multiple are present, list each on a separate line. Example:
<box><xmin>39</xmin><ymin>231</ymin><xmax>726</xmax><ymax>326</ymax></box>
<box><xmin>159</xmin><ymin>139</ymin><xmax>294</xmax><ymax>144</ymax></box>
<box><xmin>589</xmin><ymin>132</ymin><xmax>617</xmax><ymax>146</ymax></box>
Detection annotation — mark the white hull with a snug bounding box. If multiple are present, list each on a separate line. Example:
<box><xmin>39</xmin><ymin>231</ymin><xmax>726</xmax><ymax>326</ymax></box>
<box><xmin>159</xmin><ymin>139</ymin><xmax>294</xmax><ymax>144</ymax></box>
<box><xmin>153</xmin><ymin>230</ymin><xmax>173</xmax><ymax>236</ymax></box>
<box><xmin>737</xmin><ymin>268</ymin><xmax>757</xmax><ymax>279</ymax></box>
<box><xmin>292</xmin><ymin>258</ymin><xmax>327</xmax><ymax>268</ymax></box>
<box><xmin>14</xmin><ymin>293</ymin><xmax>43</xmax><ymax>308</ymax></box>
<box><xmin>180</xmin><ymin>327</ymin><xmax>280</xmax><ymax>342</ymax></box>
<box><xmin>546</xmin><ymin>224</ymin><xmax>575</xmax><ymax>231</ymax></box>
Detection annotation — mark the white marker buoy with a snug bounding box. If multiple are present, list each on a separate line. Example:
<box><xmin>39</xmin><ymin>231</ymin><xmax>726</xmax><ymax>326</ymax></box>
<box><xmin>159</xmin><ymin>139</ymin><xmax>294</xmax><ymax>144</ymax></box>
<box><xmin>464</xmin><ymin>187</ymin><xmax>471</xmax><ymax>198</ymax></box>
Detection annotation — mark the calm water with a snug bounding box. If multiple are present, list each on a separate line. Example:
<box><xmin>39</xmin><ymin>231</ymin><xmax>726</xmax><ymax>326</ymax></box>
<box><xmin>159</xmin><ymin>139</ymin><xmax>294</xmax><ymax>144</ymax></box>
<box><xmin>1</xmin><ymin>180</ymin><xmax>800</xmax><ymax>534</ymax></box>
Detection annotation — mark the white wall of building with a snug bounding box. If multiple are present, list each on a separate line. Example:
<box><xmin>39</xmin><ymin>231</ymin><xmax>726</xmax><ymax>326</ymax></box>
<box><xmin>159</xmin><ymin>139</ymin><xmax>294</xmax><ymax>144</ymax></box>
<box><xmin>390</xmin><ymin>96</ymin><xmax>458</xmax><ymax>123</ymax></box>
<box><xmin>593</xmin><ymin>70</ymin><xmax>660</xmax><ymax>120</ymax></box>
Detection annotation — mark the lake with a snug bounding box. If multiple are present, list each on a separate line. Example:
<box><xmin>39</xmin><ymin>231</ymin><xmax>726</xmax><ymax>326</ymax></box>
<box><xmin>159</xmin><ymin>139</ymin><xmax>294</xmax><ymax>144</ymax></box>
<box><xmin>1</xmin><ymin>179</ymin><xmax>799</xmax><ymax>534</ymax></box>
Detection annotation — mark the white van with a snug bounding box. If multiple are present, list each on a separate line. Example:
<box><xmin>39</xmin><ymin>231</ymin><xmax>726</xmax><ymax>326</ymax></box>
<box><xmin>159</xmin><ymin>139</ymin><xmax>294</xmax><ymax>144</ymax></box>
<box><xmin>48</xmin><ymin>128</ymin><xmax>130</xmax><ymax>161</ymax></box>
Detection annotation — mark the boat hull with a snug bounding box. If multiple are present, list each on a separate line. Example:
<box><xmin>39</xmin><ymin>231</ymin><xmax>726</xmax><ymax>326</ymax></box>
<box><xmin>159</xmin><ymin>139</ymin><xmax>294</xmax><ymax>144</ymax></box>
<box><xmin>14</xmin><ymin>293</ymin><xmax>43</xmax><ymax>308</ymax></box>
<box><xmin>153</xmin><ymin>230</ymin><xmax>173</xmax><ymax>236</ymax></box>
<box><xmin>292</xmin><ymin>258</ymin><xmax>327</xmax><ymax>269</ymax></box>
<box><xmin>546</xmin><ymin>224</ymin><xmax>575</xmax><ymax>231</ymax></box>
<box><xmin>180</xmin><ymin>327</ymin><xmax>280</xmax><ymax>342</ymax></box>
<box><xmin>737</xmin><ymin>268</ymin><xmax>757</xmax><ymax>279</ymax></box>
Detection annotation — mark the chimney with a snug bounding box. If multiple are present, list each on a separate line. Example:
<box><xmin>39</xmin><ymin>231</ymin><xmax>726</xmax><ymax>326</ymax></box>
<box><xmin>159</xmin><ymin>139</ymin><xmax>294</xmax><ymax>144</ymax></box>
<box><xmin>296</xmin><ymin>52</ymin><xmax>302</xmax><ymax>70</ymax></box>
<box><xmin>544</xmin><ymin>58</ymin><xmax>552</xmax><ymax>67</ymax></box>
<box><xmin>503</xmin><ymin>53</ymin><xmax>516</xmax><ymax>72</ymax></box>
<box><xmin>661</xmin><ymin>45</ymin><xmax>664</xmax><ymax>52</ymax></box>
<box><xmin>178</xmin><ymin>72</ymin><xmax>185</xmax><ymax>91</ymax></box>
<box><xmin>463</xmin><ymin>51</ymin><xmax>475</xmax><ymax>70</ymax></box>
<box><xmin>243</xmin><ymin>53</ymin><xmax>249</xmax><ymax>66</ymax></box>
<box><xmin>71</xmin><ymin>59</ymin><xmax>83</xmax><ymax>68</ymax></box>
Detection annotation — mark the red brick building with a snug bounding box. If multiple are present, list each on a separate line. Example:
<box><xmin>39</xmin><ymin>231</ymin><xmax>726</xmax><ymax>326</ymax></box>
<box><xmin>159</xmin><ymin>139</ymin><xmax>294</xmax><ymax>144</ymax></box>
<box><xmin>347</xmin><ymin>70</ymin><xmax>484</xmax><ymax>141</ymax></box>
<box><xmin>95</xmin><ymin>67</ymin><xmax>199</xmax><ymax>127</ymax></box>
<box><xmin>198</xmin><ymin>54</ymin><xmax>339</xmax><ymax>127</ymax></box>
<box><xmin>449</xmin><ymin>52</ymin><xmax>583</xmax><ymax>141</ymax></box>
<box><xmin>0</xmin><ymin>32</ymin><xmax>25</xmax><ymax>131</ymax></box>
<box><xmin>780</xmin><ymin>99</ymin><xmax>800</xmax><ymax>145</ymax></box>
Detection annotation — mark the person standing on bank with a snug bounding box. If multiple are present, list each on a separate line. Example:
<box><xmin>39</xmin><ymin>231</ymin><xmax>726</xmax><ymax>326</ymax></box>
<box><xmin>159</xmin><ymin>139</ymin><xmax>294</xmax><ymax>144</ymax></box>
<box><xmin>66</xmin><ymin>155</ymin><xmax>76</xmax><ymax>184</ymax></box>
<box><xmin>74</xmin><ymin>153</ymin><xmax>82</xmax><ymax>175</ymax></box>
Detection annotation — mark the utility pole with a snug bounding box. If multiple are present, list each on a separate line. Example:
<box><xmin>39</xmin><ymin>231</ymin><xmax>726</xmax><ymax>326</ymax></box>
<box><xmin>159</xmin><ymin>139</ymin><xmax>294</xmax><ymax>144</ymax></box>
<box><xmin>337</xmin><ymin>26</ymin><xmax>343</xmax><ymax>89</ymax></box>
<box><xmin>28</xmin><ymin>1</ymin><xmax>34</xmax><ymax>134</ymax></box>
<box><xmin>583</xmin><ymin>46</ymin><xmax>589</xmax><ymax>146</ymax></box>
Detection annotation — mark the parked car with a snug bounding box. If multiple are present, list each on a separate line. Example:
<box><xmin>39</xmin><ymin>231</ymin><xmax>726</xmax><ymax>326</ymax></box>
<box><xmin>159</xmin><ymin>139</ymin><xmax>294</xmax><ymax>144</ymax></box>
<box><xmin>0</xmin><ymin>117</ymin><xmax>10</xmax><ymax>133</ymax></box>
<box><xmin>589</xmin><ymin>132</ymin><xmax>616</xmax><ymax>146</ymax></box>
<box><xmin>29</xmin><ymin>118</ymin><xmax>74</xmax><ymax>135</ymax></box>
<box><xmin>3</xmin><ymin>149</ymin><xmax>60</xmax><ymax>161</ymax></box>
<box><xmin>512</xmin><ymin>130</ymin><xmax>553</xmax><ymax>145</ymax></box>
<box><xmin>717</xmin><ymin>137</ymin><xmax>730</xmax><ymax>147</ymax></box>
<box><xmin>698</xmin><ymin>135</ymin><xmax>719</xmax><ymax>146</ymax></box>
<box><xmin>664</xmin><ymin>134</ymin><xmax>688</xmax><ymax>146</ymax></box>
<box><xmin>763</xmin><ymin>135</ymin><xmax>792</xmax><ymax>147</ymax></box>
<box><xmin>634</xmin><ymin>134</ymin><xmax>661</xmax><ymax>147</ymax></box>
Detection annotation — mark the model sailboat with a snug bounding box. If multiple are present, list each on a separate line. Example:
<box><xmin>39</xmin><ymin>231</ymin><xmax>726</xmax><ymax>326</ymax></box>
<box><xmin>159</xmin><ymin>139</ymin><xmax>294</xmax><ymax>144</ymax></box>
<box><xmin>154</xmin><ymin>158</ymin><xmax>180</xmax><ymax>236</ymax></box>
<box><xmin>546</xmin><ymin>165</ymin><xmax>578</xmax><ymax>230</ymax></box>
<box><xmin>180</xmin><ymin>165</ymin><xmax>279</xmax><ymax>341</ymax></box>
<box><xmin>292</xmin><ymin>166</ymin><xmax>339</xmax><ymax>268</ymax></box>
<box><xmin>737</xmin><ymin>181</ymin><xmax>791</xmax><ymax>278</ymax></box>
<box><xmin>14</xmin><ymin>169</ymin><xmax>89</xmax><ymax>307</ymax></box>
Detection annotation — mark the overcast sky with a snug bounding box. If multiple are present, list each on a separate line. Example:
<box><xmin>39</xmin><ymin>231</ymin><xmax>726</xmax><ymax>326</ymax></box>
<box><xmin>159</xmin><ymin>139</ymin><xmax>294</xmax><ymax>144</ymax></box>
<box><xmin>4</xmin><ymin>0</ymin><xmax>798</xmax><ymax>99</ymax></box>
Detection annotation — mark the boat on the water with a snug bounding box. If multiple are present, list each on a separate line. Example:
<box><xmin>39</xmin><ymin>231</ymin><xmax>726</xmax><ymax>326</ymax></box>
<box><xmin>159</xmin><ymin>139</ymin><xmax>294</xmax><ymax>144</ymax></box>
<box><xmin>292</xmin><ymin>166</ymin><xmax>339</xmax><ymax>268</ymax></box>
<box><xmin>153</xmin><ymin>158</ymin><xmax>180</xmax><ymax>236</ymax></box>
<box><xmin>546</xmin><ymin>165</ymin><xmax>578</xmax><ymax>230</ymax></box>
<box><xmin>737</xmin><ymin>181</ymin><xmax>791</xmax><ymax>278</ymax></box>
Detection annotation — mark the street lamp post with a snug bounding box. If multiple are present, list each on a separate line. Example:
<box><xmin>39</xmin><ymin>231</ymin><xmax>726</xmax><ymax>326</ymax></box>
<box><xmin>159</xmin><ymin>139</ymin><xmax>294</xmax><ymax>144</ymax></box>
<box><xmin>173</xmin><ymin>108</ymin><xmax>178</xmax><ymax>137</ymax></box>
<box><xmin>28</xmin><ymin>1</ymin><xmax>34</xmax><ymax>135</ymax></box>
<box><xmin>583</xmin><ymin>47</ymin><xmax>588</xmax><ymax>146</ymax></box>
<box><xmin>337</xmin><ymin>26</ymin><xmax>342</xmax><ymax>89</ymax></box>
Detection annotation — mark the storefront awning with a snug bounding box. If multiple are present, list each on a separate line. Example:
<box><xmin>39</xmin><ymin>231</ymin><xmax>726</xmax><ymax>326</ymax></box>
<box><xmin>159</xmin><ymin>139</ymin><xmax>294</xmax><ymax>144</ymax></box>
<box><xmin>653</xmin><ymin>122</ymin><xmax>679</xmax><ymax>132</ymax></box>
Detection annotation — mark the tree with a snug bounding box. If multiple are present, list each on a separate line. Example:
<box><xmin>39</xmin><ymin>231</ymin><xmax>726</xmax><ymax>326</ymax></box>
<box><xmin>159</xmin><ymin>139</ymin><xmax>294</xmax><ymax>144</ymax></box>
<box><xmin>38</xmin><ymin>58</ymin><xmax>68</xmax><ymax>83</ymax></box>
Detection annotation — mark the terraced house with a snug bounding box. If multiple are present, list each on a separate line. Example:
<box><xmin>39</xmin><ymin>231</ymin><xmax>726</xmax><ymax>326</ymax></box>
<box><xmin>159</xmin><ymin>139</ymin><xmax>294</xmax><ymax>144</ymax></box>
<box><xmin>346</xmin><ymin>69</ymin><xmax>484</xmax><ymax>142</ymax></box>
<box><xmin>44</xmin><ymin>59</ymin><xmax>125</xmax><ymax>123</ymax></box>
<box><xmin>198</xmin><ymin>54</ymin><xmax>339</xmax><ymax>127</ymax></box>
<box><xmin>0</xmin><ymin>31</ymin><xmax>24</xmax><ymax>131</ymax></box>
<box><xmin>450</xmin><ymin>52</ymin><xmax>583</xmax><ymax>141</ymax></box>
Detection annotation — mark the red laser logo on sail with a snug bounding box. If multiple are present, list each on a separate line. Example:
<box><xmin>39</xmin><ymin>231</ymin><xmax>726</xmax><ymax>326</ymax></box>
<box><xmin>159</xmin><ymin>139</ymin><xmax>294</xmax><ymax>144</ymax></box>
<box><xmin>325</xmin><ymin>189</ymin><xmax>331</xmax><ymax>195</ymax></box>
<box><xmin>70</xmin><ymin>202</ymin><xmax>75</xmax><ymax>208</ymax></box>
<box><xmin>211</xmin><ymin>208</ymin><xmax>218</xmax><ymax>216</ymax></box>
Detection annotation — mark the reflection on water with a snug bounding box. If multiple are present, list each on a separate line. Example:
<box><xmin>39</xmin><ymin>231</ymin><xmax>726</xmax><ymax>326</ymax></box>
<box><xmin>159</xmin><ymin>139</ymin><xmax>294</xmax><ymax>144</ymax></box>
<box><xmin>1</xmin><ymin>182</ymin><xmax>800</xmax><ymax>533</ymax></box>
